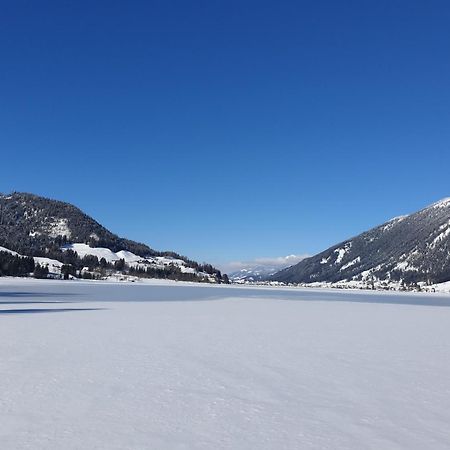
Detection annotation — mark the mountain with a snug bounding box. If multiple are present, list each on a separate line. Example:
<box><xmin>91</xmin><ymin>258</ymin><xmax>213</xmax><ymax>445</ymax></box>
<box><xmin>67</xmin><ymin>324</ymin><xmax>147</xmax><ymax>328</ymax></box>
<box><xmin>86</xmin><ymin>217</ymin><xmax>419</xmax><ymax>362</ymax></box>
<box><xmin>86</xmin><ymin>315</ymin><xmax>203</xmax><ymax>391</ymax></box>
<box><xmin>0</xmin><ymin>192</ymin><xmax>226</xmax><ymax>282</ymax></box>
<box><xmin>0</xmin><ymin>192</ymin><xmax>155</xmax><ymax>256</ymax></box>
<box><xmin>229</xmin><ymin>255</ymin><xmax>306</xmax><ymax>282</ymax></box>
<box><xmin>272</xmin><ymin>198</ymin><xmax>450</xmax><ymax>286</ymax></box>
<box><xmin>230</xmin><ymin>265</ymin><xmax>284</xmax><ymax>283</ymax></box>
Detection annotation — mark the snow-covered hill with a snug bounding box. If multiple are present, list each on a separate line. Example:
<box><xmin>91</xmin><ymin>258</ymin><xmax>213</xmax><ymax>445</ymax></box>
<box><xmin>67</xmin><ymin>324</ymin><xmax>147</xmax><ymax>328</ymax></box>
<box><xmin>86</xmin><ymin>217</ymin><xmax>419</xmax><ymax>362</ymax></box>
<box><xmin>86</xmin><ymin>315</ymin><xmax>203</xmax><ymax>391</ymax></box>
<box><xmin>62</xmin><ymin>243</ymin><xmax>201</xmax><ymax>275</ymax></box>
<box><xmin>0</xmin><ymin>192</ymin><xmax>226</xmax><ymax>282</ymax></box>
<box><xmin>0</xmin><ymin>192</ymin><xmax>151</xmax><ymax>256</ymax></box>
<box><xmin>273</xmin><ymin>198</ymin><xmax>450</xmax><ymax>287</ymax></box>
<box><xmin>1</xmin><ymin>242</ymin><xmax>208</xmax><ymax>280</ymax></box>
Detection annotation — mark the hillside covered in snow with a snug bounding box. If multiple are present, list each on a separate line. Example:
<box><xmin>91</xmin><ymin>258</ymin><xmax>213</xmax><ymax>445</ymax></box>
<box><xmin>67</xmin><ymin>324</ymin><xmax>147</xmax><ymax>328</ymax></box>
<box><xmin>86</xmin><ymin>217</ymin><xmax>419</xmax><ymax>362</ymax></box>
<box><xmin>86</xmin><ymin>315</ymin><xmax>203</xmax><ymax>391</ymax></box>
<box><xmin>0</xmin><ymin>192</ymin><xmax>226</xmax><ymax>283</ymax></box>
<box><xmin>273</xmin><ymin>198</ymin><xmax>450</xmax><ymax>287</ymax></box>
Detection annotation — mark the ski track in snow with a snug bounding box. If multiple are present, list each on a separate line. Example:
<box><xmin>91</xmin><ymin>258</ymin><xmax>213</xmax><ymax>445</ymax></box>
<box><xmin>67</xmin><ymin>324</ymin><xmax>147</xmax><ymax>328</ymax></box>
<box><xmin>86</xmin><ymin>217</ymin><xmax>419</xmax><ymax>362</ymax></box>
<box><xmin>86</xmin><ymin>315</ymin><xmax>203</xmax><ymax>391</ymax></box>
<box><xmin>1</xmin><ymin>279</ymin><xmax>450</xmax><ymax>449</ymax></box>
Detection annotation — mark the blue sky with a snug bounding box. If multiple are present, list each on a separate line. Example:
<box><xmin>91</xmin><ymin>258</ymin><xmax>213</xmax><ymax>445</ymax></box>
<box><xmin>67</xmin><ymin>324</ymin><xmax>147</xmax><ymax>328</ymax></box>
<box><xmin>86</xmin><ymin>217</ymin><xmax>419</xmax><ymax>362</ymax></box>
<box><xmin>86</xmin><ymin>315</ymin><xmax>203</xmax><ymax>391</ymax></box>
<box><xmin>1</xmin><ymin>1</ymin><xmax>450</xmax><ymax>270</ymax></box>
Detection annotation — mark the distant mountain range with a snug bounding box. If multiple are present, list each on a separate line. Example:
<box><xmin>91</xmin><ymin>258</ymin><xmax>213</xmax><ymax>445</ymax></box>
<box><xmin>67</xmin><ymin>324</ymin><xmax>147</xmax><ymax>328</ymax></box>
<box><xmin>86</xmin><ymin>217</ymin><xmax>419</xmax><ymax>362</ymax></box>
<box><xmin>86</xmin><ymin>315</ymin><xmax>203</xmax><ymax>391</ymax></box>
<box><xmin>0</xmin><ymin>192</ymin><xmax>226</xmax><ymax>282</ymax></box>
<box><xmin>229</xmin><ymin>255</ymin><xmax>306</xmax><ymax>282</ymax></box>
<box><xmin>272</xmin><ymin>198</ymin><xmax>450</xmax><ymax>287</ymax></box>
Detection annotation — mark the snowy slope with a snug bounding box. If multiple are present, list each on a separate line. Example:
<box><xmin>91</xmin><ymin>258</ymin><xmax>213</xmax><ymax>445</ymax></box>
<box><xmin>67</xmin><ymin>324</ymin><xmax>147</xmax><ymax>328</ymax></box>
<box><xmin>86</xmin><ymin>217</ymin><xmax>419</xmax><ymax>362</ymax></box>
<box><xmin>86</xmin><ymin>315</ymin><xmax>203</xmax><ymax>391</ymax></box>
<box><xmin>33</xmin><ymin>257</ymin><xmax>63</xmax><ymax>274</ymax></box>
<box><xmin>116</xmin><ymin>250</ymin><xmax>143</xmax><ymax>263</ymax></box>
<box><xmin>62</xmin><ymin>243</ymin><xmax>122</xmax><ymax>263</ymax></box>
<box><xmin>0</xmin><ymin>192</ymin><xmax>223</xmax><ymax>281</ymax></box>
<box><xmin>1</xmin><ymin>280</ymin><xmax>450</xmax><ymax>449</ymax></box>
<box><xmin>274</xmin><ymin>198</ymin><xmax>450</xmax><ymax>285</ymax></box>
<box><xmin>0</xmin><ymin>245</ymin><xmax>63</xmax><ymax>275</ymax></box>
<box><xmin>62</xmin><ymin>243</ymin><xmax>204</xmax><ymax>275</ymax></box>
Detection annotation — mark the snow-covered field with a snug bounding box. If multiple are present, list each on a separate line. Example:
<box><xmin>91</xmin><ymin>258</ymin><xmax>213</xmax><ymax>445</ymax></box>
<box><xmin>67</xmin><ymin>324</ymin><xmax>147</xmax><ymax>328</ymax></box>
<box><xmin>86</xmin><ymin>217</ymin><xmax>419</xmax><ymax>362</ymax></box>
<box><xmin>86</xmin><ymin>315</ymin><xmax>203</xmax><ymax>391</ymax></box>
<box><xmin>1</xmin><ymin>279</ymin><xmax>450</xmax><ymax>449</ymax></box>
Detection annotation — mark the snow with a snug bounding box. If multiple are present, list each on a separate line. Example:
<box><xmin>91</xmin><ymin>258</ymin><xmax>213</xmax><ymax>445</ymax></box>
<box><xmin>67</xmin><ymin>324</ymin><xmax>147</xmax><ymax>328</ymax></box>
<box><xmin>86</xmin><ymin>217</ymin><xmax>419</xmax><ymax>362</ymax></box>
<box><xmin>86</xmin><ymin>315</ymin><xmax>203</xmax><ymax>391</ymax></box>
<box><xmin>340</xmin><ymin>256</ymin><xmax>361</xmax><ymax>271</ymax></box>
<box><xmin>431</xmin><ymin>225</ymin><xmax>450</xmax><ymax>248</ymax></box>
<box><xmin>1</xmin><ymin>279</ymin><xmax>450</xmax><ymax>449</ymax></box>
<box><xmin>2</xmin><ymin>243</ymin><xmax>202</xmax><ymax>278</ymax></box>
<box><xmin>431</xmin><ymin>197</ymin><xmax>450</xmax><ymax>209</ymax></box>
<box><xmin>334</xmin><ymin>248</ymin><xmax>346</xmax><ymax>264</ymax></box>
<box><xmin>389</xmin><ymin>215</ymin><xmax>408</xmax><ymax>222</ymax></box>
<box><xmin>0</xmin><ymin>246</ymin><xmax>20</xmax><ymax>256</ymax></box>
<box><xmin>0</xmin><ymin>247</ymin><xmax>63</xmax><ymax>274</ymax></box>
<box><xmin>33</xmin><ymin>257</ymin><xmax>64</xmax><ymax>274</ymax></box>
<box><xmin>47</xmin><ymin>218</ymin><xmax>72</xmax><ymax>238</ymax></box>
<box><xmin>155</xmin><ymin>256</ymin><xmax>186</xmax><ymax>266</ymax></box>
<box><xmin>115</xmin><ymin>250</ymin><xmax>144</xmax><ymax>263</ymax></box>
<box><xmin>382</xmin><ymin>215</ymin><xmax>407</xmax><ymax>231</ymax></box>
<box><xmin>360</xmin><ymin>264</ymin><xmax>383</xmax><ymax>281</ymax></box>
<box><xmin>334</xmin><ymin>243</ymin><xmax>351</xmax><ymax>265</ymax></box>
<box><xmin>431</xmin><ymin>281</ymin><xmax>450</xmax><ymax>293</ymax></box>
<box><xmin>394</xmin><ymin>260</ymin><xmax>419</xmax><ymax>272</ymax></box>
<box><xmin>62</xmin><ymin>244</ymin><xmax>191</xmax><ymax>271</ymax></box>
<box><xmin>62</xmin><ymin>243</ymin><xmax>122</xmax><ymax>263</ymax></box>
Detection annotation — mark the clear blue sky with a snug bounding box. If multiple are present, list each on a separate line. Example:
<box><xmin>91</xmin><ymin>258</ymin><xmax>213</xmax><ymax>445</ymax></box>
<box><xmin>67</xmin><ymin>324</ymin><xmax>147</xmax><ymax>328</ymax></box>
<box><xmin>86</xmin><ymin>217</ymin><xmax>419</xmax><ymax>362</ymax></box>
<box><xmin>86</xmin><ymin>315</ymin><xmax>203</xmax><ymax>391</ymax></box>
<box><xmin>1</xmin><ymin>1</ymin><xmax>449</xmax><ymax>268</ymax></box>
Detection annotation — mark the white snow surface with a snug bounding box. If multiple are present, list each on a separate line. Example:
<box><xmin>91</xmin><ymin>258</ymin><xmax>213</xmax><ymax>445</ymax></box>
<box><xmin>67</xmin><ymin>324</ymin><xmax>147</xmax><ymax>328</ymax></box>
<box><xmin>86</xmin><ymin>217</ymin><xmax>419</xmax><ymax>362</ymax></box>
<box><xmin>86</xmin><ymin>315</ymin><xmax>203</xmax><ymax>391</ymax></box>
<box><xmin>340</xmin><ymin>256</ymin><xmax>361</xmax><ymax>271</ymax></box>
<box><xmin>334</xmin><ymin>243</ymin><xmax>352</xmax><ymax>265</ymax></box>
<box><xmin>115</xmin><ymin>250</ymin><xmax>143</xmax><ymax>263</ymax></box>
<box><xmin>62</xmin><ymin>243</ymin><xmax>122</xmax><ymax>262</ymax></box>
<box><xmin>33</xmin><ymin>257</ymin><xmax>64</xmax><ymax>274</ymax></box>
<box><xmin>1</xmin><ymin>279</ymin><xmax>450</xmax><ymax>449</ymax></box>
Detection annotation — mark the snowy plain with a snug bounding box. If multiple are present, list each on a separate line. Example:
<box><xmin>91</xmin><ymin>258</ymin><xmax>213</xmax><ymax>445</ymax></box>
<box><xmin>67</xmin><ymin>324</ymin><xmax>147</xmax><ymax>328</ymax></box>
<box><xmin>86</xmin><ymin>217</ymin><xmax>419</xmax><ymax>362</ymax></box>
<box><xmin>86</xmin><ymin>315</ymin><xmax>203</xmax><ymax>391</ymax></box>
<box><xmin>1</xmin><ymin>279</ymin><xmax>450</xmax><ymax>449</ymax></box>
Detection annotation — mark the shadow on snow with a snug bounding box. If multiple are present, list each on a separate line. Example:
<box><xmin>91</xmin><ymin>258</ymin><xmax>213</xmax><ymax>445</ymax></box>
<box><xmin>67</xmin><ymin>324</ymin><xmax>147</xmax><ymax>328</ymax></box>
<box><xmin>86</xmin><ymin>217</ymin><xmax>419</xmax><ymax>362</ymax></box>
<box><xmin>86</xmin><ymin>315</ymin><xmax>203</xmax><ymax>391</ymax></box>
<box><xmin>0</xmin><ymin>307</ymin><xmax>105</xmax><ymax>315</ymax></box>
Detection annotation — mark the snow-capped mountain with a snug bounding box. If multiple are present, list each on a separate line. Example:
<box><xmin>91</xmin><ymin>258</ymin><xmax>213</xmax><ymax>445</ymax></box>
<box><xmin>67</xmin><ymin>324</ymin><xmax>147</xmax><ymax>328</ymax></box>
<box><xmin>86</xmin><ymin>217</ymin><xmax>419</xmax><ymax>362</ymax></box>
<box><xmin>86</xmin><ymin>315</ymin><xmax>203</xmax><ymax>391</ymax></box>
<box><xmin>0</xmin><ymin>192</ymin><xmax>225</xmax><ymax>282</ymax></box>
<box><xmin>272</xmin><ymin>198</ymin><xmax>450</xmax><ymax>286</ymax></box>
<box><xmin>229</xmin><ymin>255</ymin><xmax>307</xmax><ymax>282</ymax></box>
<box><xmin>229</xmin><ymin>265</ymin><xmax>283</xmax><ymax>282</ymax></box>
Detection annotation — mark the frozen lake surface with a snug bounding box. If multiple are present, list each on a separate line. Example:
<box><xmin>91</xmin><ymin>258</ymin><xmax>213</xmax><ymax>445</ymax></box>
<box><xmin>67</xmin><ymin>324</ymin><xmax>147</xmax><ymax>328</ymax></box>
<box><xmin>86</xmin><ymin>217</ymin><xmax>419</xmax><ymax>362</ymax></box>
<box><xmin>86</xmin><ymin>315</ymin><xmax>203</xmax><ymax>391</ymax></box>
<box><xmin>1</xmin><ymin>278</ymin><xmax>450</xmax><ymax>449</ymax></box>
